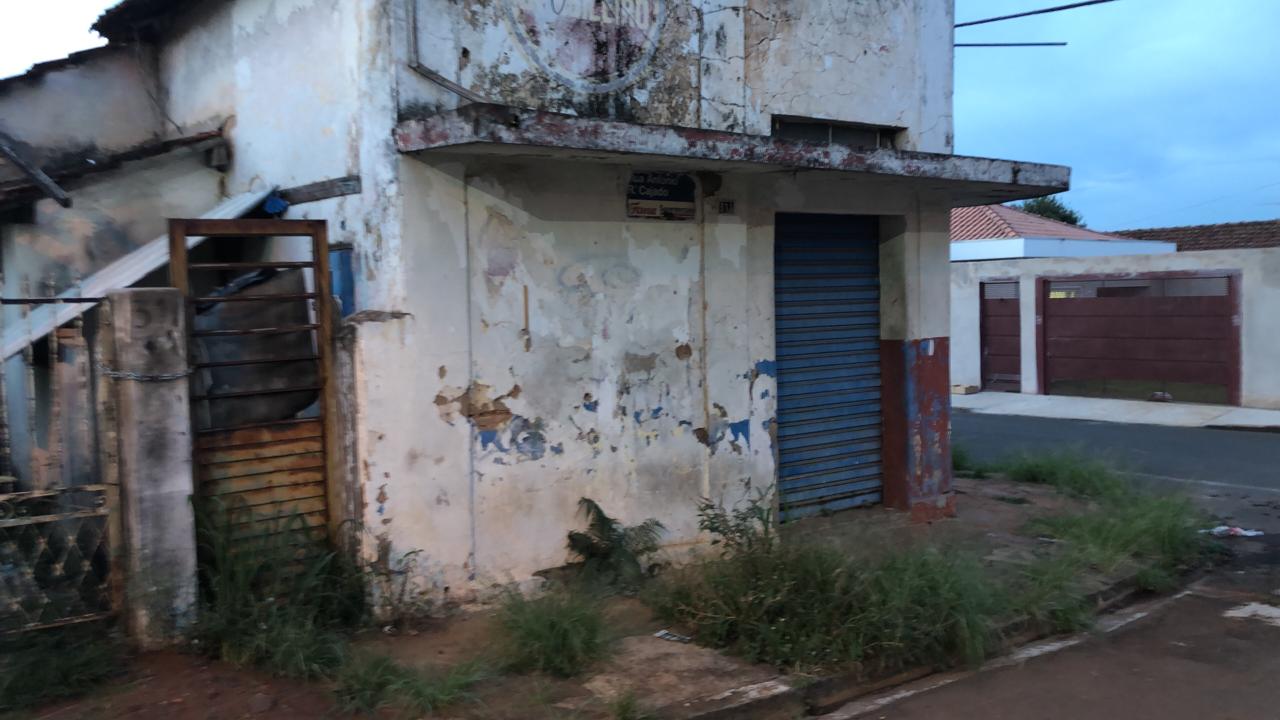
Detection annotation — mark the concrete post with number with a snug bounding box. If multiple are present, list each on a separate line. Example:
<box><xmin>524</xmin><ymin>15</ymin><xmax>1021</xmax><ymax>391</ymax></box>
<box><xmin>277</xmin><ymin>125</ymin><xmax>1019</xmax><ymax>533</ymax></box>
<box><xmin>101</xmin><ymin>288</ymin><xmax>197</xmax><ymax>648</ymax></box>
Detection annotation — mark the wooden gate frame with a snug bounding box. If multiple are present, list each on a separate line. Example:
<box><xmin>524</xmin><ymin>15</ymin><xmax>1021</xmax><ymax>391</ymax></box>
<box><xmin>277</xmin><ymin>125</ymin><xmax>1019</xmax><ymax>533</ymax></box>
<box><xmin>167</xmin><ymin>218</ymin><xmax>340</xmax><ymax>539</ymax></box>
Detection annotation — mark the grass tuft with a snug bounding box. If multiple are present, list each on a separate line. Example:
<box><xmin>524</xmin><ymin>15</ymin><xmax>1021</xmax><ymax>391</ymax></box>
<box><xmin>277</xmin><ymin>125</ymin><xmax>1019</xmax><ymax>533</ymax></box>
<box><xmin>334</xmin><ymin>653</ymin><xmax>487</xmax><ymax>715</ymax></box>
<box><xmin>951</xmin><ymin>444</ymin><xmax>990</xmax><ymax>478</ymax></box>
<box><xmin>193</xmin><ymin>500</ymin><xmax>365</xmax><ymax>679</ymax></box>
<box><xmin>1007</xmin><ymin>556</ymin><xmax>1095</xmax><ymax>634</ymax></box>
<box><xmin>0</xmin><ymin>624</ymin><xmax>125</xmax><ymax>711</ymax></box>
<box><xmin>609</xmin><ymin>691</ymin><xmax>656</xmax><ymax>720</ymax></box>
<box><xmin>649</xmin><ymin>538</ymin><xmax>1004</xmax><ymax>674</ymax></box>
<box><xmin>499</xmin><ymin>590</ymin><xmax>608</xmax><ymax>678</ymax></box>
<box><xmin>1029</xmin><ymin>493</ymin><xmax>1209</xmax><ymax>577</ymax></box>
<box><xmin>998</xmin><ymin>450</ymin><xmax>1127</xmax><ymax>499</ymax></box>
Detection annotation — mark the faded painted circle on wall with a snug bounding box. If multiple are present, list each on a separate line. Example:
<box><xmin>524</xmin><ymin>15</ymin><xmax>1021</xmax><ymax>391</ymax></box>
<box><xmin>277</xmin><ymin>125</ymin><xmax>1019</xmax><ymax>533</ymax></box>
<box><xmin>503</xmin><ymin>0</ymin><xmax>669</xmax><ymax>94</ymax></box>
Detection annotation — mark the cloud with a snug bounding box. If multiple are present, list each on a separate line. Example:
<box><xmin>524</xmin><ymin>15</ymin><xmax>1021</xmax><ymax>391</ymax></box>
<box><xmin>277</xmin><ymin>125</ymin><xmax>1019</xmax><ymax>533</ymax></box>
<box><xmin>956</xmin><ymin>0</ymin><xmax>1280</xmax><ymax>229</ymax></box>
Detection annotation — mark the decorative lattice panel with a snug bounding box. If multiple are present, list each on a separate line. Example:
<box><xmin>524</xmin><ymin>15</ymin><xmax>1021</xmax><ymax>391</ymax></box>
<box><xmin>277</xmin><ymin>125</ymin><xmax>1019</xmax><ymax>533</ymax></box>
<box><xmin>0</xmin><ymin>485</ymin><xmax>110</xmax><ymax>633</ymax></box>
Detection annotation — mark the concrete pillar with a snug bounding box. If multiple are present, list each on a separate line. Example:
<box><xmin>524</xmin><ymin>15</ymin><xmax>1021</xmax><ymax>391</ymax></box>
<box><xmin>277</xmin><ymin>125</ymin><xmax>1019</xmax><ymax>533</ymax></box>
<box><xmin>878</xmin><ymin>199</ymin><xmax>956</xmax><ymax>522</ymax></box>
<box><xmin>101</xmin><ymin>288</ymin><xmax>196</xmax><ymax>647</ymax></box>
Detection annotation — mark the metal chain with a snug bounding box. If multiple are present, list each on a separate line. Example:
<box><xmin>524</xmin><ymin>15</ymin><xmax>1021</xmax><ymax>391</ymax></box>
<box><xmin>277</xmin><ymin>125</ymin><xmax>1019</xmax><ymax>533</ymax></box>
<box><xmin>94</xmin><ymin>360</ymin><xmax>192</xmax><ymax>382</ymax></box>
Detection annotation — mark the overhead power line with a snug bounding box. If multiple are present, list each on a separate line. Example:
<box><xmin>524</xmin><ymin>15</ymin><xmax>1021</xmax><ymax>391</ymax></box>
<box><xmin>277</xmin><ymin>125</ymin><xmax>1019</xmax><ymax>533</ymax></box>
<box><xmin>956</xmin><ymin>0</ymin><xmax>1118</xmax><ymax>29</ymax></box>
<box><xmin>955</xmin><ymin>42</ymin><xmax>1068</xmax><ymax>47</ymax></box>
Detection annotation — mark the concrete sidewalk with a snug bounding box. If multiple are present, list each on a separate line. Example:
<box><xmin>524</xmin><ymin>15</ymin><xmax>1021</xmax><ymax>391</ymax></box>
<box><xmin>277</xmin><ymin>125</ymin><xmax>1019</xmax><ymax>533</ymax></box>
<box><xmin>953</xmin><ymin>392</ymin><xmax>1280</xmax><ymax>430</ymax></box>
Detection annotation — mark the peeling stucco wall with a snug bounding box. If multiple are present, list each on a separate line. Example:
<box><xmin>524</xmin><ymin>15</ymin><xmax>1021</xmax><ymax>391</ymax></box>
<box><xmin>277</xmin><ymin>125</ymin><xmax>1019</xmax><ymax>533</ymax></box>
<box><xmin>0</xmin><ymin>46</ymin><xmax>164</xmax><ymax>185</ymax></box>
<box><xmin>154</xmin><ymin>0</ymin><xmax>401</xmax><ymax>252</ymax></box>
<box><xmin>355</xmin><ymin>153</ymin><xmax>951</xmax><ymax>597</ymax></box>
<box><xmin>403</xmin><ymin>0</ymin><xmax>953</xmax><ymax>151</ymax></box>
<box><xmin>951</xmin><ymin>250</ymin><xmax>1280</xmax><ymax>409</ymax></box>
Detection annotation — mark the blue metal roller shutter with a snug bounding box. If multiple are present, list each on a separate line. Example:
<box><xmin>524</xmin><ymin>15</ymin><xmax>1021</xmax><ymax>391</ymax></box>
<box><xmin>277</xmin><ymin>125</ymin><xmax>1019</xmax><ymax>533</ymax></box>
<box><xmin>773</xmin><ymin>214</ymin><xmax>882</xmax><ymax>520</ymax></box>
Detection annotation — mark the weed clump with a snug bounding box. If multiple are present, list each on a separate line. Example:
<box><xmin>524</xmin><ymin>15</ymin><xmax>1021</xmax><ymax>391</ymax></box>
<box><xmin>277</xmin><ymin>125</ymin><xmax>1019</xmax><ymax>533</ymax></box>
<box><xmin>951</xmin><ymin>444</ymin><xmax>990</xmax><ymax>478</ymax></box>
<box><xmin>335</xmin><ymin>654</ymin><xmax>487</xmax><ymax>714</ymax></box>
<box><xmin>999</xmin><ymin>450</ymin><xmax>1127</xmax><ymax>499</ymax></box>
<box><xmin>0</xmin><ymin>623</ymin><xmax>125</xmax><ymax>711</ymax></box>
<box><xmin>193</xmin><ymin>501</ymin><xmax>365</xmax><ymax>679</ymax></box>
<box><xmin>649</xmin><ymin>496</ymin><xmax>1004</xmax><ymax>673</ymax></box>
<box><xmin>609</xmin><ymin>691</ymin><xmax>656</xmax><ymax>720</ymax></box>
<box><xmin>1030</xmin><ymin>493</ymin><xmax>1209</xmax><ymax>581</ymax></box>
<box><xmin>499</xmin><ymin>590</ymin><xmax>608</xmax><ymax>677</ymax></box>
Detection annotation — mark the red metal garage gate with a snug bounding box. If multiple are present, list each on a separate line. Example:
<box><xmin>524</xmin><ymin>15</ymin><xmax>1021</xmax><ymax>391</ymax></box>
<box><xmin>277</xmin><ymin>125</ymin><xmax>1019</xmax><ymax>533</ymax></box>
<box><xmin>980</xmin><ymin>281</ymin><xmax>1021</xmax><ymax>391</ymax></box>
<box><xmin>1040</xmin><ymin>274</ymin><xmax>1239</xmax><ymax>405</ymax></box>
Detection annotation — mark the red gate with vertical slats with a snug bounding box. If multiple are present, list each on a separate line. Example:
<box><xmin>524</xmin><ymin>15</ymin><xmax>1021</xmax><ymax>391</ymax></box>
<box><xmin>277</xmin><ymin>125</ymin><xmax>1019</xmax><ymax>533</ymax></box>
<box><xmin>980</xmin><ymin>281</ymin><xmax>1020</xmax><ymax>392</ymax></box>
<box><xmin>1041</xmin><ymin>274</ymin><xmax>1238</xmax><ymax>405</ymax></box>
<box><xmin>168</xmin><ymin>219</ymin><xmax>335</xmax><ymax>548</ymax></box>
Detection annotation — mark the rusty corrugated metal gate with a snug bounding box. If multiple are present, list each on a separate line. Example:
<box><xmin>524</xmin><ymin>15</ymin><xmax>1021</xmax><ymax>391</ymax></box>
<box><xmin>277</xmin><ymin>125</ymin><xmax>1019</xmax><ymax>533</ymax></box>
<box><xmin>169</xmin><ymin>219</ymin><xmax>336</xmax><ymax>549</ymax></box>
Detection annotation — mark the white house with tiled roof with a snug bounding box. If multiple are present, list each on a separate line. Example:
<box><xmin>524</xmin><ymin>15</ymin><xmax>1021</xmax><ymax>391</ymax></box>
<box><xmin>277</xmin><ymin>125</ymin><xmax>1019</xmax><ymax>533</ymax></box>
<box><xmin>950</xmin><ymin>204</ymin><xmax>1174</xmax><ymax>261</ymax></box>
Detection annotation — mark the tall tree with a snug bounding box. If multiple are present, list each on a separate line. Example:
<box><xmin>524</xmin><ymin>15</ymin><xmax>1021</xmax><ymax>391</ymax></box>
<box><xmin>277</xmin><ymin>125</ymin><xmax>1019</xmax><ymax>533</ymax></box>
<box><xmin>1012</xmin><ymin>195</ymin><xmax>1085</xmax><ymax>227</ymax></box>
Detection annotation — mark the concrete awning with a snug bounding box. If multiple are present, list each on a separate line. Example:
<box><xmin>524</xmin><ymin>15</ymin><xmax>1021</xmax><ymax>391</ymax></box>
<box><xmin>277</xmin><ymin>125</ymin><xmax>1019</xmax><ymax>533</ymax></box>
<box><xmin>395</xmin><ymin>104</ymin><xmax>1070</xmax><ymax>207</ymax></box>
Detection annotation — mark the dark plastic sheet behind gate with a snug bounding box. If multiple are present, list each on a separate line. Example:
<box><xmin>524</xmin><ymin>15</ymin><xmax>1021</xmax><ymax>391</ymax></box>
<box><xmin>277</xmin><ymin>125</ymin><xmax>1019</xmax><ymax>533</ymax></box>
<box><xmin>774</xmin><ymin>214</ymin><xmax>882</xmax><ymax>520</ymax></box>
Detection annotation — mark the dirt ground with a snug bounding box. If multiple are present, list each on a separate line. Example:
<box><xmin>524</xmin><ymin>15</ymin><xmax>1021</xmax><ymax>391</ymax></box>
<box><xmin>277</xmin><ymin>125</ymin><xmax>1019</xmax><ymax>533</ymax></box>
<box><xmin>21</xmin><ymin>597</ymin><xmax>772</xmax><ymax>720</ymax></box>
<box><xmin>27</xmin><ymin>652</ymin><xmax>337</xmax><ymax>720</ymax></box>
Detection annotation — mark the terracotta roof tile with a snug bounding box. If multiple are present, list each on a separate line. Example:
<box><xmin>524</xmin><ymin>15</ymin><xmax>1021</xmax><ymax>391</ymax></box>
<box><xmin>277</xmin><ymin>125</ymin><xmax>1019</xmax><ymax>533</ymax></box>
<box><xmin>950</xmin><ymin>204</ymin><xmax>1127</xmax><ymax>242</ymax></box>
<box><xmin>1112</xmin><ymin>219</ymin><xmax>1280</xmax><ymax>252</ymax></box>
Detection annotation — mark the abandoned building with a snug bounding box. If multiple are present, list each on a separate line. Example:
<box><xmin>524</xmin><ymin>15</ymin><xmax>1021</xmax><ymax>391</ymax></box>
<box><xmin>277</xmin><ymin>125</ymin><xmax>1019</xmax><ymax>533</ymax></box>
<box><xmin>0</xmin><ymin>0</ymin><xmax>1069</xmax><ymax>626</ymax></box>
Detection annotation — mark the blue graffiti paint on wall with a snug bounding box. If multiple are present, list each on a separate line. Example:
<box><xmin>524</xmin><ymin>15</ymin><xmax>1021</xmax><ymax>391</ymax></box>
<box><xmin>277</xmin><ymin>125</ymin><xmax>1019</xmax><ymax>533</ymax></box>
<box><xmin>728</xmin><ymin>419</ymin><xmax>750</xmax><ymax>445</ymax></box>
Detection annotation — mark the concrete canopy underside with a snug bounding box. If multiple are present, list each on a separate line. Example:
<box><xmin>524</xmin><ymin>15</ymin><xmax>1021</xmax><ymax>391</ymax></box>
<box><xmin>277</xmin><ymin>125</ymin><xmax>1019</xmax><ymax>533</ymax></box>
<box><xmin>394</xmin><ymin>105</ymin><xmax>1070</xmax><ymax>206</ymax></box>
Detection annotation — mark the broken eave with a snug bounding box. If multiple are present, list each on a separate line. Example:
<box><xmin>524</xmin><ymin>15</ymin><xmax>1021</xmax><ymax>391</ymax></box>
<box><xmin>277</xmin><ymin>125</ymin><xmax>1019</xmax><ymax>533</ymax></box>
<box><xmin>395</xmin><ymin>104</ymin><xmax>1070</xmax><ymax>207</ymax></box>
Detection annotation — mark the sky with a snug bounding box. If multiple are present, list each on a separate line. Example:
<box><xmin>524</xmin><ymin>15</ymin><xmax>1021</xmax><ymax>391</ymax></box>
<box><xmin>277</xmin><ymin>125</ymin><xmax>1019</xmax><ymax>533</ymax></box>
<box><xmin>1</xmin><ymin>0</ymin><xmax>1278</xmax><ymax>231</ymax></box>
<box><xmin>955</xmin><ymin>0</ymin><xmax>1280</xmax><ymax>230</ymax></box>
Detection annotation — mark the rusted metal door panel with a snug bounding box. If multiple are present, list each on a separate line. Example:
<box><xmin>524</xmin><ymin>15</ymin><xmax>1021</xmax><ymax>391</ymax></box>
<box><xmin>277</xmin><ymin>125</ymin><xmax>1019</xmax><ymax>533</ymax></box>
<box><xmin>169</xmin><ymin>219</ymin><xmax>336</xmax><ymax>549</ymax></box>
<box><xmin>1042</xmin><ymin>275</ymin><xmax>1238</xmax><ymax>405</ymax></box>
<box><xmin>980</xmin><ymin>282</ymin><xmax>1021</xmax><ymax>391</ymax></box>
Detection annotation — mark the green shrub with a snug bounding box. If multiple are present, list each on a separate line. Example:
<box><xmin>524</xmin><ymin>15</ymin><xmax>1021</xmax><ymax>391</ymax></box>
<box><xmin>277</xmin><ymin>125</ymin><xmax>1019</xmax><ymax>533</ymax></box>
<box><xmin>334</xmin><ymin>654</ymin><xmax>486</xmax><ymax>715</ymax></box>
<box><xmin>567</xmin><ymin>498</ymin><xmax>665</xmax><ymax>589</ymax></box>
<box><xmin>0</xmin><ymin>624</ymin><xmax>125</xmax><ymax>711</ymax></box>
<box><xmin>499</xmin><ymin>590</ymin><xmax>608</xmax><ymax>677</ymax></box>
<box><xmin>696</xmin><ymin>488</ymin><xmax>776</xmax><ymax>553</ymax></box>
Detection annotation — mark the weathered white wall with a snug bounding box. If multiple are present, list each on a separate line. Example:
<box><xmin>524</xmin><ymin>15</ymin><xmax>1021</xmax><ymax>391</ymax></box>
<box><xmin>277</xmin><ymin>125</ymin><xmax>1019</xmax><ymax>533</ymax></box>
<box><xmin>155</xmin><ymin>0</ymin><xmax>400</xmax><ymax>255</ymax></box>
<box><xmin>950</xmin><ymin>250</ymin><xmax>1280</xmax><ymax>409</ymax></box>
<box><xmin>404</xmin><ymin>0</ymin><xmax>953</xmax><ymax>151</ymax></box>
<box><xmin>356</xmin><ymin>154</ymin><xmax>950</xmax><ymax>597</ymax></box>
<box><xmin>0</xmin><ymin>46</ymin><xmax>162</xmax><ymax>185</ymax></box>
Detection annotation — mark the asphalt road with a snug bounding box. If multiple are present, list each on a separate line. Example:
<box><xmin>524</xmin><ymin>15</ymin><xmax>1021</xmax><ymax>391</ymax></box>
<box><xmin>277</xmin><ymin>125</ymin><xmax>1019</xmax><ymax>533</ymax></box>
<box><xmin>952</xmin><ymin>410</ymin><xmax>1280</xmax><ymax>493</ymax></box>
